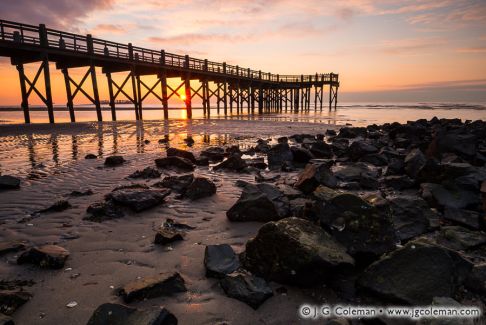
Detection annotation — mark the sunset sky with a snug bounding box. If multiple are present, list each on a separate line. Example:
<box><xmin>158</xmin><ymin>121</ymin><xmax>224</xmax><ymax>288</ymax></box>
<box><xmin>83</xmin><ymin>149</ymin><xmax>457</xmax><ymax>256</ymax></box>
<box><xmin>0</xmin><ymin>0</ymin><xmax>485</xmax><ymax>105</ymax></box>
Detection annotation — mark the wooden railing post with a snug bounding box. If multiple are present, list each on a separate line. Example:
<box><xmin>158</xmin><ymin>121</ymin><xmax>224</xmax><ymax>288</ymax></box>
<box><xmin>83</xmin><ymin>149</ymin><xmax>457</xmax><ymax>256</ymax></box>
<box><xmin>128</xmin><ymin>43</ymin><xmax>133</xmax><ymax>60</ymax></box>
<box><xmin>39</xmin><ymin>24</ymin><xmax>48</xmax><ymax>47</ymax></box>
<box><xmin>86</xmin><ymin>34</ymin><xmax>94</xmax><ymax>54</ymax></box>
<box><xmin>160</xmin><ymin>50</ymin><xmax>165</xmax><ymax>65</ymax></box>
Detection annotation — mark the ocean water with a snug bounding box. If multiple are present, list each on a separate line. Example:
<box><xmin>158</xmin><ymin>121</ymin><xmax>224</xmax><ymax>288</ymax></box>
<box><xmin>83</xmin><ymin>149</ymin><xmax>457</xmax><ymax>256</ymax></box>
<box><xmin>0</xmin><ymin>102</ymin><xmax>485</xmax><ymax>126</ymax></box>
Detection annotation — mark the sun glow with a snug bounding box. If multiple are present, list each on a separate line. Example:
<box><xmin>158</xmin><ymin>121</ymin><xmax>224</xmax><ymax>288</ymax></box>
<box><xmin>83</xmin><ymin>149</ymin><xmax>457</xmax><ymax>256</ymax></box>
<box><xmin>180</xmin><ymin>94</ymin><xmax>186</xmax><ymax>101</ymax></box>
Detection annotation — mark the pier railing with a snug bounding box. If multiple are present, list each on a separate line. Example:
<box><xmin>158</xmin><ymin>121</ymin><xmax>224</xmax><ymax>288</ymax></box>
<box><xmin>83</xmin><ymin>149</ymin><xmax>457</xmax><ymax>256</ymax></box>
<box><xmin>0</xmin><ymin>19</ymin><xmax>337</xmax><ymax>84</ymax></box>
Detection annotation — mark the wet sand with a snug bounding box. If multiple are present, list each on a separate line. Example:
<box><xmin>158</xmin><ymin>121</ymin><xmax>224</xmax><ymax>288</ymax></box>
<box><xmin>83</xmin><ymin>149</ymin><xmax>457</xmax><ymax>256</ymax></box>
<box><xmin>0</xmin><ymin>118</ymin><xmax>340</xmax><ymax>324</ymax></box>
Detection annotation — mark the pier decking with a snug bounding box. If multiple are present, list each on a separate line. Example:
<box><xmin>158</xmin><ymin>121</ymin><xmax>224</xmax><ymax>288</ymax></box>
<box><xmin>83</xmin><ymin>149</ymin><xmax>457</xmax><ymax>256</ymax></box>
<box><xmin>0</xmin><ymin>19</ymin><xmax>339</xmax><ymax>123</ymax></box>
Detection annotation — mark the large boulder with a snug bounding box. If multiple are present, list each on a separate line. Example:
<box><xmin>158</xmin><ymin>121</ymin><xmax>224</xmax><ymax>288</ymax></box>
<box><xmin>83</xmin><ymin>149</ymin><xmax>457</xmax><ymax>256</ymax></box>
<box><xmin>119</xmin><ymin>273</ymin><xmax>187</xmax><ymax>303</ymax></box>
<box><xmin>220</xmin><ymin>272</ymin><xmax>273</xmax><ymax>309</ymax></box>
<box><xmin>420</xmin><ymin>183</ymin><xmax>481</xmax><ymax>210</ymax></box>
<box><xmin>337</xmin><ymin>127</ymin><xmax>366</xmax><ymax>139</ymax></box>
<box><xmin>0</xmin><ymin>175</ymin><xmax>21</xmax><ymax>190</ymax></box>
<box><xmin>104</xmin><ymin>155</ymin><xmax>125</xmax><ymax>166</ymax></box>
<box><xmin>155</xmin><ymin>156</ymin><xmax>195</xmax><ymax>171</ymax></box>
<box><xmin>318</xmin><ymin>193</ymin><xmax>397</xmax><ymax>261</ymax></box>
<box><xmin>434</xmin><ymin>128</ymin><xmax>477</xmax><ymax>158</ymax></box>
<box><xmin>267</xmin><ymin>143</ymin><xmax>293</xmax><ymax>167</ymax></box>
<box><xmin>86</xmin><ymin>200</ymin><xmax>124</xmax><ymax>222</ymax></box>
<box><xmin>166</xmin><ymin>147</ymin><xmax>196</xmax><ymax>163</ymax></box>
<box><xmin>290</xmin><ymin>146</ymin><xmax>314</xmax><ymax>164</ymax></box>
<box><xmin>294</xmin><ymin>163</ymin><xmax>337</xmax><ymax>194</ymax></box>
<box><xmin>106</xmin><ymin>189</ymin><xmax>170</xmax><ymax>212</ymax></box>
<box><xmin>204</xmin><ymin>244</ymin><xmax>240</xmax><ymax>278</ymax></box>
<box><xmin>357</xmin><ymin>242</ymin><xmax>472</xmax><ymax>305</ymax></box>
<box><xmin>200</xmin><ymin>147</ymin><xmax>225</xmax><ymax>162</ymax></box>
<box><xmin>243</xmin><ymin>217</ymin><xmax>354</xmax><ymax>285</ymax></box>
<box><xmin>227</xmin><ymin>183</ymin><xmax>290</xmax><ymax>222</ymax></box>
<box><xmin>87</xmin><ymin>303</ymin><xmax>177</xmax><ymax>325</ymax></box>
<box><xmin>17</xmin><ymin>245</ymin><xmax>69</xmax><ymax>269</ymax></box>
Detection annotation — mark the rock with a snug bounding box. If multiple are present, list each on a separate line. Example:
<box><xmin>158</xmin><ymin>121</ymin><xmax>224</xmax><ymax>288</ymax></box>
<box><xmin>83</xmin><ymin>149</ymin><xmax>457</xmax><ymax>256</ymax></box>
<box><xmin>357</xmin><ymin>242</ymin><xmax>472</xmax><ymax>305</ymax></box>
<box><xmin>84</xmin><ymin>153</ymin><xmax>97</xmax><ymax>159</ymax></box>
<box><xmin>112</xmin><ymin>183</ymin><xmax>149</xmax><ymax>191</ymax></box>
<box><xmin>435</xmin><ymin>128</ymin><xmax>477</xmax><ymax>158</ymax></box>
<box><xmin>220</xmin><ymin>272</ymin><xmax>273</xmax><ymax>309</ymax></box>
<box><xmin>347</xmin><ymin>141</ymin><xmax>378</xmax><ymax>161</ymax></box>
<box><xmin>195</xmin><ymin>156</ymin><xmax>209</xmax><ymax>166</ymax></box>
<box><xmin>153</xmin><ymin>174</ymin><xmax>194</xmax><ymax>193</ymax></box>
<box><xmin>17</xmin><ymin>245</ymin><xmax>69</xmax><ymax>269</ymax></box>
<box><xmin>318</xmin><ymin>193</ymin><xmax>397</xmax><ymax>260</ymax></box>
<box><xmin>144</xmin><ymin>139</ymin><xmax>150</xmax><ymax>144</ymax></box>
<box><xmin>204</xmin><ymin>244</ymin><xmax>240</xmax><ymax>278</ymax></box>
<box><xmin>443</xmin><ymin>207</ymin><xmax>481</xmax><ymax>230</ymax></box>
<box><xmin>331</xmin><ymin>138</ymin><xmax>349</xmax><ymax>154</ymax></box>
<box><xmin>245</xmin><ymin>157</ymin><xmax>267</xmax><ymax>169</ymax></box>
<box><xmin>267</xmin><ymin>143</ymin><xmax>293</xmax><ymax>167</ymax></box>
<box><xmin>384</xmin><ymin>157</ymin><xmax>405</xmax><ymax>175</ymax></box>
<box><xmin>201</xmin><ymin>147</ymin><xmax>225</xmax><ymax>161</ymax></box>
<box><xmin>359</xmin><ymin>153</ymin><xmax>388</xmax><ymax>166</ymax></box>
<box><xmin>69</xmin><ymin>189</ymin><xmax>94</xmax><ymax>197</ymax></box>
<box><xmin>104</xmin><ymin>155</ymin><xmax>125</xmax><ymax>166</ymax></box>
<box><xmin>276</xmin><ymin>184</ymin><xmax>303</xmax><ymax>199</ymax></box>
<box><xmin>464</xmin><ymin>263</ymin><xmax>486</xmax><ymax>296</ymax></box>
<box><xmin>290</xmin><ymin>147</ymin><xmax>314</xmax><ymax>164</ymax></box>
<box><xmin>227</xmin><ymin>183</ymin><xmax>289</xmax><ymax>222</ymax></box>
<box><xmin>404</xmin><ymin>148</ymin><xmax>426</xmax><ymax>179</ymax></box>
<box><xmin>422</xmin><ymin>297</ymin><xmax>475</xmax><ymax>325</ymax></box>
<box><xmin>255</xmin><ymin>139</ymin><xmax>271</xmax><ymax>153</ymax></box>
<box><xmin>213</xmin><ymin>155</ymin><xmax>247</xmax><ymax>172</ymax></box>
<box><xmin>158</xmin><ymin>138</ymin><xmax>169</xmax><ymax>144</ymax></box>
<box><xmin>255</xmin><ymin>172</ymin><xmax>280</xmax><ymax>183</ymax></box>
<box><xmin>421</xmin><ymin>183</ymin><xmax>481</xmax><ymax>210</ymax></box>
<box><xmin>312</xmin><ymin>185</ymin><xmax>342</xmax><ymax>203</ymax></box>
<box><xmin>119</xmin><ymin>273</ymin><xmax>187</xmax><ymax>303</ymax></box>
<box><xmin>184</xmin><ymin>177</ymin><xmax>216</xmax><ymax>200</ymax></box>
<box><xmin>155</xmin><ymin>156</ymin><xmax>195</xmax><ymax>171</ymax></box>
<box><xmin>87</xmin><ymin>303</ymin><xmax>177</xmax><ymax>325</ymax></box>
<box><xmin>106</xmin><ymin>189</ymin><xmax>170</xmax><ymax>212</ymax></box>
<box><xmin>163</xmin><ymin>218</ymin><xmax>195</xmax><ymax>231</ymax></box>
<box><xmin>39</xmin><ymin>200</ymin><xmax>71</xmax><ymax>213</ymax></box>
<box><xmin>294</xmin><ymin>163</ymin><xmax>337</xmax><ymax>194</ymax></box>
<box><xmin>0</xmin><ymin>315</ymin><xmax>14</xmax><ymax>325</ymax></box>
<box><xmin>384</xmin><ymin>175</ymin><xmax>414</xmax><ymax>190</ymax></box>
<box><xmin>0</xmin><ymin>241</ymin><xmax>26</xmax><ymax>256</ymax></box>
<box><xmin>337</xmin><ymin>127</ymin><xmax>366</xmax><ymax>138</ymax></box>
<box><xmin>436</xmin><ymin>226</ymin><xmax>486</xmax><ymax>251</ymax></box>
<box><xmin>277</xmin><ymin>136</ymin><xmax>288</xmax><ymax>143</ymax></box>
<box><xmin>325</xmin><ymin>129</ymin><xmax>337</xmax><ymax>136</ymax></box>
<box><xmin>128</xmin><ymin>167</ymin><xmax>161</xmax><ymax>179</ymax></box>
<box><xmin>0</xmin><ymin>290</ymin><xmax>31</xmax><ymax>315</ymax></box>
<box><xmin>154</xmin><ymin>228</ymin><xmax>184</xmax><ymax>245</ymax></box>
<box><xmin>387</xmin><ymin>195</ymin><xmax>434</xmax><ymax>241</ymax></box>
<box><xmin>184</xmin><ymin>136</ymin><xmax>195</xmax><ymax>146</ymax></box>
<box><xmin>289</xmin><ymin>198</ymin><xmax>314</xmax><ymax>220</ymax></box>
<box><xmin>86</xmin><ymin>200</ymin><xmax>124</xmax><ymax>222</ymax></box>
<box><xmin>243</xmin><ymin>217</ymin><xmax>354</xmax><ymax>284</ymax></box>
<box><xmin>309</xmin><ymin>141</ymin><xmax>333</xmax><ymax>158</ymax></box>
<box><xmin>166</xmin><ymin>147</ymin><xmax>196</xmax><ymax>163</ymax></box>
<box><xmin>0</xmin><ymin>176</ymin><xmax>20</xmax><ymax>190</ymax></box>
<box><xmin>333</xmin><ymin>162</ymin><xmax>379</xmax><ymax>182</ymax></box>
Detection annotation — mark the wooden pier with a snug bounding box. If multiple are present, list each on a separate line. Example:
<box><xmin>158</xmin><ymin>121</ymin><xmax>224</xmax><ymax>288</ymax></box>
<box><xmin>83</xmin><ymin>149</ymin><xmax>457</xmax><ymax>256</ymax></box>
<box><xmin>0</xmin><ymin>19</ymin><xmax>339</xmax><ymax>123</ymax></box>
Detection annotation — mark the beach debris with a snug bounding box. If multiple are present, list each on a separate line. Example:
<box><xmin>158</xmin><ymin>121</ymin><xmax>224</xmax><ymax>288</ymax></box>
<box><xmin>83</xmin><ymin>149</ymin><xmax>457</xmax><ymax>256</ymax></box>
<box><xmin>154</xmin><ymin>156</ymin><xmax>195</xmax><ymax>171</ymax></box>
<box><xmin>84</xmin><ymin>154</ymin><xmax>97</xmax><ymax>159</ymax></box>
<box><xmin>17</xmin><ymin>245</ymin><xmax>69</xmax><ymax>269</ymax></box>
<box><xmin>227</xmin><ymin>183</ymin><xmax>289</xmax><ymax>222</ymax></box>
<box><xmin>219</xmin><ymin>271</ymin><xmax>273</xmax><ymax>309</ymax></box>
<box><xmin>243</xmin><ymin>217</ymin><xmax>354</xmax><ymax>285</ymax></box>
<box><xmin>106</xmin><ymin>188</ymin><xmax>170</xmax><ymax>212</ymax></box>
<box><xmin>357</xmin><ymin>242</ymin><xmax>472</xmax><ymax>305</ymax></box>
<box><xmin>86</xmin><ymin>200</ymin><xmax>124</xmax><ymax>222</ymax></box>
<box><xmin>0</xmin><ymin>290</ymin><xmax>32</xmax><ymax>315</ymax></box>
<box><xmin>204</xmin><ymin>244</ymin><xmax>240</xmax><ymax>278</ymax></box>
<box><xmin>213</xmin><ymin>155</ymin><xmax>247</xmax><ymax>172</ymax></box>
<box><xmin>166</xmin><ymin>147</ymin><xmax>196</xmax><ymax>163</ymax></box>
<box><xmin>0</xmin><ymin>175</ymin><xmax>21</xmax><ymax>190</ymax></box>
<box><xmin>86</xmin><ymin>303</ymin><xmax>177</xmax><ymax>325</ymax></box>
<box><xmin>183</xmin><ymin>177</ymin><xmax>216</xmax><ymax>200</ymax></box>
<box><xmin>154</xmin><ymin>227</ymin><xmax>184</xmax><ymax>246</ymax></box>
<box><xmin>104</xmin><ymin>155</ymin><xmax>126</xmax><ymax>167</ymax></box>
<box><xmin>66</xmin><ymin>301</ymin><xmax>78</xmax><ymax>308</ymax></box>
<box><xmin>128</xmin><ymin>166</ymin><xmax>161</xmax><ymax>179</ymax></box>
<box><xmin>119</xmin><ymin>272</ymin><xmax>187</xmax><ymax>303</ymax></box>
